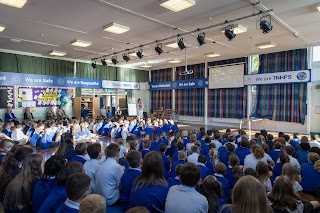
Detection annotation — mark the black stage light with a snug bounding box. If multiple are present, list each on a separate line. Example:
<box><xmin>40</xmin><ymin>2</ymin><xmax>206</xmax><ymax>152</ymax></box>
<box><xmin>155</xmin><ymin>43</ymin><xmax>163</xmax><ymax>55</ymax></box>
<box><xmin>123</xmin><ymin>53</ymin><xmax>130</xmax><ymax>62</ymax></box>
<box><xmin>177</xmin><ymin>37</ymin><xmax>186</xmax><ymax>50</ymax></box>
<box><xmin>101</xmin><ymin>59</ymin><xmax>107</xmax><ymax>66</ymax></box>
<box><xmin>260</xmin><ymin>19</ymin><xmax>273</xmax><ymax>34</ymax></box>
<box><xmin>197</xmin><ymin>32</ymin><xmax>206</xmax><ymax>46</ymax></box>
<box><xmin>111</xmin><ymin>56</ymin><xmax>118</xmax><ymax>65</ymax></box>
<box><xmin>224</xmin><ymin>27</ymin><xmax>236</xmax><ymax>41</ymax></box>
<box><xmin>136</xmin><ymin>49</ymin><xmax>144</xmax><ymax>59</ymax></box>
<box><xmin>91</xmin><ymin>62</ymin><xmax>97</xmax><ymax>69</ymax></box>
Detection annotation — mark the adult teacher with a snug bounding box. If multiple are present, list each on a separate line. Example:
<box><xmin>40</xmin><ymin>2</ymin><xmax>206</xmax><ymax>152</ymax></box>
<box><xmin>136</xmin><ymin>98</ymin><xmax>144</xmax><ymax>119</ymax></box>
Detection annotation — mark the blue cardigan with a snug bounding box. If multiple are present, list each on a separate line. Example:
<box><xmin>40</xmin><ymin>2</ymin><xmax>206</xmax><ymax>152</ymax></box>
<box><xmin>120</xmin><ymin>168</ymin><xmax>141</xmax><ymax>211</ymax></box>
<box><xmin>5</xmin><ymin>113</ymin><xmax>16</xmax><ymax>123</ymax></box>
<box><xmin>38</xmin><ymin>185</ymin><xmax>67</xmax><ymax>213</ymax></box>
<box><xmin>301</xmin><ymin>162</ymin><xmax>320</xmax><ymax>193</ymax></box>
<box><xmin>32</xmin><ymin>177</ymin><xmax>57</xmax><ymax>213</ymax></box>
<box><xmin>69</xmin><ymin>155</ymin><xmax>87</xmax><ymax>165</ymax></box>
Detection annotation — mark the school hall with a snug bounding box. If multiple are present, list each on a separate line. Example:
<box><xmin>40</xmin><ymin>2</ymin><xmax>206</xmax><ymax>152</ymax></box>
<box><xmin>1</xmin><ymin>0</ymin><xmax>320</xmax><ymax>213</ymax></box>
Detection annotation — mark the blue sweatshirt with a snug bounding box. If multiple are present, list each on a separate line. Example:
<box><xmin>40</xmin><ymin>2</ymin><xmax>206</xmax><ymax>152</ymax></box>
<box><xmin>32</xmin><ymin>177</ymin><xmax>57</xmax><ymax>213</ymax></box>
<box><xmin>38</xmin><ymin>185</ymin><xmax>67</xmax><ymax>213</ymax></box>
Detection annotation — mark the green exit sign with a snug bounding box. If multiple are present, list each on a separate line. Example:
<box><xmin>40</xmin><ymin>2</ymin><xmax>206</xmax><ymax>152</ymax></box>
<box><xmin>105</xmin><ymin>89</ymin><xmax>110</xmax><ymax>92</ymax></box>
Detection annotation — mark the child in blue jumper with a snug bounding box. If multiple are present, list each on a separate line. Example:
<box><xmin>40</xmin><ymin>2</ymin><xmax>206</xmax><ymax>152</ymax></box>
<box><xmin>167</xmin><ymin>164</ymin><xmax>182</xmax><ymax>187</ymax></box>
<box><xmin>150</xmin><ymin>134</ymin><xmax>161</xmax><ymax>152</ymax></box>
<box><xmin>30</xmin><ymin>127</ymin><xmax>43</xmax><ymax>147</ymax></box>
<box><xmin>70</xmin><ymin>143</ymin><xmax>88</xmax><ymax>165</ymax></box>
<box><xmin>2</xmin><ymin>123</ymin><xmax>12</xmax><ymax>137</ymax></box>
<box><xmin>198</xmin><ymin>154</ymin><xmax>212</xmax><ymax>181</ymax></box>
<box><xmin>0</xmin><ymin>139</ymin><xmax>14</xmax><ymax>165</ymax></box>
<box><xmin>170</xmin><ymin>150</ymin><xmax>187</xmax><ymax>178</ymax></box>
<box><xmin>214</xmin><ymin>162</ymin><xmax>230</xmax><ymax>203</ymax></box>
<box><xmin>140</xmin><ymin>139</ymin><xmax>151</xmax><ymax>159</ymax></box>
<box><xmin>40</xmin><ymin>127</ymin><xmax>56</xmax><ymax>149</ymax></box>
<box><xmin>159</xmin><ymin>143</ymin><xmax>170</xmax><ymax>178</ymax></box>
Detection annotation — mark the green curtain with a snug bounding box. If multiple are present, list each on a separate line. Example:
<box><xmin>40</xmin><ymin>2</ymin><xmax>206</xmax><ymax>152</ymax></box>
<box><xmin>117</xmin><ymin>67</ymin><xmax>149</xmax><ymax>82</ymax></box>
<box><xmin>0</xmin><ymin>52</ymin><xmax>74</xmax><ymax>76</ymax></box>
<box><xmin>76</xmin><ymin>62</ymin><xmax>117</xmax><ymax>80</ymax></box>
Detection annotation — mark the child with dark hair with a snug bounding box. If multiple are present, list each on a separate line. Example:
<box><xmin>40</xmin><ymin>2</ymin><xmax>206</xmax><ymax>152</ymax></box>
<box><xmin>214</xmin><ymin>162</ymin><xmax>230</xmax><ymax>202</ymax></box>
<box><xmin>56</xmin><ymin>173</ymin><xmax>91</xmax><ymax>213</ymax></box>
<box><xmin>165</xmin><ymin>163</ymin><xmax>208</xmax><ymax>213</ymax></box>
<box><xmin>150</xmin><ymin>134</ymin><xmax>160</xmax><ymax>152</ymax></box>
<box><xmin>32</xmin><ymin>155</ymin><xmax>66</xmax><ymax>213</ymax></box>
<box><xmin>203</xmin><ymin>137</ymin><xmax>211</xmax><ymax>158</ymax></box>
<box><xmin>167</xmin><ymin>164</ymin><xmax>182</xmax><ymax>187</ymax></box>
<box><xmin>172</xmin><ymin>140</ymin><xmax>184</xmax><ymax>163</ymax></box>
<box><xmin>243</xmin><ymin>168</ymin><xmax>258</xmax><ymax>178</ymax></box>
<box><xmin>220</xmin><ymin>143</ymin><xmax>235</xmax><ymax>166</ymax></box>
<box><xmin>266</xmin><ymin>134</ymin><xmax>274</xmax><ymax>150</ymax></box>
<box><xmin>56</xmin><ymin>133</ymin><xmax>76</xmax><ymax>161</ymax></box>
<box><xmin>272</xmin><ymin>153</ymin><xmax>290</xmax><ymax>183</ymax></box>
<box><xmin>196</xmin><ymin>127</ymin><xmax>205</xmax><ymax>140</ymax></box>
<box><xmin>2</xmin><ymin>123</ymin><xmax>12</xmax><ymax>137</ymax></box>
<box><xmin>294</xmin><ymin>142</ymin><xmax>310</xmax><ymax>165</ymax></box>
<box><xmin>70</xmin><ymin>143</ymin><xmax>88</xmax><ymax>165</ymax></box>
<box><xmin>159</xmin><ymin>142</ymin><xmax>170</xmax><ymax>177</ymax></box>
<box><xmin>170</xmin><ymin>150</ymin><xmax>187</xmax><ymax>178</ymax></box>
<box><xmin>84</xmin><ymin>143</ymin><xmax>102</xmax><ymax>193</ymax></box>
<box><xmin>225</xmin><ymin>154</ymin><xmax>242</xmax><ymax>189</ymax></box>
<box><xmin>0</xmin><ymin>139</ymin><xmax>14</xmax><ymax>165</ymax></box>
<box><xmin>256</xmin><ymin>161</ymin><xmax>272</xmax><ymax>192</ymax></box>
<box><xmin>120</xmin><ymin>151</ymin><xmax>142</xmax><ymax>211</ymax></box>
<box><xmin>268</xmin><ymin>142</ymin><xmax>284</xmax><ymax>162</ymax></box>
<box><xmin>140</xmin><ymin>139</ymin><xmax>151</xmax><ymax>159</ymax></box>
<box><xmin>235</xmin><ymin>137</ymin><xmax>251</xmax><ymax>166</ymax></box>
<box><xmin>198</xmin><ymin>154</ymin><xmax>212</xmax><ymax>181</ymax></box>
<box><xmin>211</xmin><ymin>132</ymin><xmax>222</xmax><ymax>150</ymax></box>
<box><xmin>290</xmin><ymin>133</ymin><xmax>301</xmax><ymax>149</ymax></box>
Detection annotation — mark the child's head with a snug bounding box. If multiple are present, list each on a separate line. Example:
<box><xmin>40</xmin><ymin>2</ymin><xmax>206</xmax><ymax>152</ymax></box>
<box><xmin>308</xmin><ymin>152</ymin><xmax>320</xmax><ymax>163</ymax></box>
<box><xmin>87</xmin><ymin>143</ymin><xmax>101</xmax><ymax>160</ymax></box>
<box><xmin>144</xmin><ymin>133</ymin><xmax>150</xmax><ymax>140</ymax></box>
<box><xmin>267</xmin><ymin>134</ymin><xmax>274</xmax><ymax>141</ymax></box>
<box><xmin>125</xmin><ymin>206</ymin><xmax>149</xmax><ymax>213</ymax></box>
<box><xmin>214</xmin><ymin>132</ymin><xmax>220</xmax><ymax>140</ymax></box>
<box><xmin>175</xmin><ymin>164</ymin><xmax>183</xmax><ymax>177</ymax></box>
<box><xmin>214</xmin><ymin>162</ymin><xmax>227</xmax><ymax>175</ymax></box>
<box><xmin>44</xmin><ymin>155</ymin><xmax>66</xmax><ymax>179</ymax></box>
<box><xmin>256</xmin><ymin>161</ymin><xmax>269</xmax><ymax>183</ymax></box>
<box><xmin>284</xmin><ymin>145</ymin><xmax>295</xmax><ymax>156</ymax></box>
<box><xmin>158</xmin><ymin>143</ymin><xmax>167</xmax><ymax>153</ymax></box>
<box><xmin>75</xmin><ymin>143</ymin><xmax>88</xmax><ymax>156</ymax></box>
<box><xmin>227</xmin><ymin>135</ymin><xmax>235</xmax><ymax>143</ymax></box>
<box><xmin>181</xmin><ymin>131</ymin><xmax>188</xmax><ymax>138</ymax></box>
<box><xmin>190</xmin><ymin>135</ymin><xmax>197</xmax><ymax>143</ymax></box>
<box><xmin>274</xmin><ymin>142</ymin><xmax>282</xmax><ymax>150</ymax></box>
<box><xmin>117</xmin><ymin>138</ymin><xmax>125</xmax><ymax>146</ymax></box>
<box><xmin>293</xmin><ymin>133</ymin><xmax>300</xmax><ymax>139</ymax></box>
<box><xmin>197</xmin><ymin>154</ymin><xmax>207</xmax><ymax>164</ymax></box>
<box><xmin>205</xmin><ymin>137</ymin><xmax>211</xmax><ymax>144</ymax></box>
<box><xmin>79</xmin><ymin>194</ymin><xmax>106</xmax><ymax>213</ymax></box>
<box><xmin>179</xmin><ymin>163</ymin><xmax>201</xmax><ymax>187</ymax></box>
<box><xmin>152</xmin><ymin>134</ymin><xmax>159</xmax><ymax>142</ymax></box>
<box><xmin>300</xmin><ymin>142</ymin><xmax>310</xmax><ymax>151</ymax></box>
<box><xmin>16</xmin><ymin>124</ymin><xmax>22</xmax><ymax>129</ymax></box>
<box><xmin>279</xmin><ymin>153</ymin><xmax>290</xmax><ymax>164</ymax></box>
<box><xmin>4</xmin><ymin>123</ymin><xmax>11</xmax><ymax>130</ymax></box>
<box><xmin>178</xmin><ymin>150</ymin><xmax>187</xmax><ymax>161</ymax></box>
<box><xmin>0</xmin><ymin>140</ymin><xmax>14</xmax><ymax>154</ymax></box>
<box><xmin>66</xmin><ymin>173</ymin><xmax>90</xmax><ymax>202</ymax></box>
<box><xmin>142</xmin><ymin>139</ymin><xmax>151</xmax><ymax>149</ymax></box>
<box><xmin>226</xmin><ymin>143</ymin><xmax>235</xmax><ymax>153</ymax></box>
<box><xmin>244</xmin><ymin>168</ymin><xmax>258</xmax><ymax>178</ymax></box>
<box><xmin>191</xmin><ymin>145</ymin><xmax>199</xmax><ymax>154</ymax></box>
<box><xmin>283</xmin><ymin>134</ymin><xmax>290</xmax><ymax>142</ymax></box>
<box><xmin>125</xmin><ymin>150</ymin><xmax>142</xmax><ymax>169</ymax></box>
<box><xmin>177</xmin><ymin>140</ymin><xmax>184</xmax><ymax>151</ymax></box>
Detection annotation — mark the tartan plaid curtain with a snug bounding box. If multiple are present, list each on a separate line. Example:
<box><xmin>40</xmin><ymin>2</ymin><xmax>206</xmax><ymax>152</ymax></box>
<box><xmin>151</xmin><ymin>68</ymin><xmax>173</xmax><ymax>111</ymax></box>
<box><xmin>175</xmin><ymin>63</ymin><xmax>205</xmax><ymax>116</ymax></box>
<box><xmin>252</xmin><ymin>48</ymin><xmax>308</xmax><ymax>124</ymax></box>
<box><xmin>208</xmin><ymin>57</ymin><xmax>248</xmax><ymax>119</ymax></box>
<box><xmin>175</xmin><ymin>89</ymin><xmax>204</xmax><ymax>116</ymax></box>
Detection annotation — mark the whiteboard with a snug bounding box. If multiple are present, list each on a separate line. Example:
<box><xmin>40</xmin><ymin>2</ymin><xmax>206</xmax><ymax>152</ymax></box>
<box><xmin>209</xmin><ymin>64</ymin><xmax>244</xmax><ymax>89</ymax></box>
<box><xmin>128</xmin><ymin>103</ymin><xmax>137</xmax><ymax>116</ymax></box>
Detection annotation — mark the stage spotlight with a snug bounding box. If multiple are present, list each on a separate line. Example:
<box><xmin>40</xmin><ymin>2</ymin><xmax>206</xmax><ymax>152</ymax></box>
<box><xmin>177</xmin><ymin>36</ymin><xmax>186</xmax><ymax>50</ymax></box>
<box><xmin>101</xmin><ymin>59</ymin><xmax>107</xmax><ymax>66</ymax></box>
<box><xmin>155</xmin><ymin>43</ymin><xmax>163</xmax><ymax>55</ymax></box>
<box><xmin>123</xmin><ymin>53</ymin><xmax>130</xmax><ymax>62</ymax></box>
<box><xmin>197</xmin><ymin>32</ymin><xmax>206</xmax><ymax>46</ymax></box>
<box><xmin>91</xmin><ymin>62</ymin><xmax>97</xmax><ymax>69</ymax></box>
<box><xmin>224</xmin><ymin>26</ymin><xmax>236</xmax><ymax>41</ymax></box>
<box><xmin>136</xmin><ymin>49</ymin><xmax>144</xmax><ymax>59</ymax></box>
<box><xmin>111</xmin><ymin>56</ymin><xmax>118</xmax><ymax>65</ymax></box>
<box><xmin>260</xmin><ymin>19</ymin><xmax>273</xmax><ymax>34</ymax></box>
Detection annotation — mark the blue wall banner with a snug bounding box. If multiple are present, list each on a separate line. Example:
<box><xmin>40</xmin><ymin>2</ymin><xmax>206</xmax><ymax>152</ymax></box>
<box><xmin>244</xmin><ymin>70</ymin><xmax>311</xmax><ymax>85</ymax></box>
<box><xmin>150</xmin><ymin>78</ymin><xmax>208</xmax><ymax>90</ymax></box>
<box><xmin>0</xmin><ymin>71</ymin><xmax>102</xmax><ymax>88</ymax></box>
<box><xmin>102</xmin><ymin>80</ymin><xmax>140</xmax><ymax>90</ymax></box>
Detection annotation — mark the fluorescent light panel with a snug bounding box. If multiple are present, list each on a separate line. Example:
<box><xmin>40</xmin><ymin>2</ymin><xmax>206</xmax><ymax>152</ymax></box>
<box><xmin>165</xmin><ymin>41</ymin><xmax>179</xmax><ymax>48</ymax></box>
<box><xmin>256</xmin><ymin>42</ymin><xmax>276</xmax><ymax>49</ymax></box>
<box><xmin>49</xmin><ymin>50</ymin><xmax>66</xmax><ymax>57</ymax></box>
<box><xmin>168</xmin><ymin>59</ymin><xmax>181</xmax><ymax>63</ymax></box>
<box><xmin>317</xmin><ymin>3</ymin><xmax>320</xmax><ymax>12</ymax></box>
<box><xmin>104</xmin><ymin>22</ymin><xmax>130</xmax><ymax>34</ymax></box>
<box><xmin>0</xmin><ymin>0</ymin><xmax>27</xmax><ymax>8</ymax></box>
<box><xmin>71</xmin><ymin>39</ymin><xmax>92</xmax><ymax>47</ymax></box>
<box><xmin>105</xmin><ymin>59</ymin><xmax>113</xmax><ymax>63</ymax></box>
<box><xmin>160</xmin><ymin>0</ymin><xmax>195</xmax><ymax>12</ymax></box>
<box><xmin>0</xmin><ymin>25</ymin><xmax>5</xmax><ymax>32</ymax></box>
<box><xmin>205</xmin><ymin>52</ymin><xmax>221</xmax><ymax>58</ymax></box>
<box><xmin>128</xmin><ymin>51</ymin><xmax>137</xmax><ymax>57</ymax></box>
<box><xmin>221</xmin><ymin>24</ymin><xmax>247</xmax><ymax>34</ymax></box>
<box><xmin>141</xmin><ymin>64</ymin><xmax>152</xmax><ymax>68</ymax></box>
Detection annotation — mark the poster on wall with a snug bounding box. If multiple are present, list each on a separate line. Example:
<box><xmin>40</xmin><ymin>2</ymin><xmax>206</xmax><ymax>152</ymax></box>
<box><xmin>209</xmin><ymin>64</ymin><xmax>244</xmax><ymax>89</ymax></box>
<box><xmin>16</xmin><ymin>86</ymin><xmax>74</xmax><ymax>108</ymax></box>
<box><xmin>0</xmin><ymin>85</ymin><xmax>14</xmax><ymax>109</ymax></box>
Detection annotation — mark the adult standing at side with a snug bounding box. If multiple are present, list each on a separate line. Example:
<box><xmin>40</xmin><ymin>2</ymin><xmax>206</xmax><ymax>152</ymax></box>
<box><xmin>100</xmin><ymin>104</ymin><xmax>107</xmax><ymax>118</ymax></box>
<box><xmin>5</xmin><ymin>107</ymin><xmax>18</xmax><ymax>125</ymax></box>
<box><xmin>136</xmin><ymin>99</ymin><xmax>144</xmax><ymax>119</ymax></box>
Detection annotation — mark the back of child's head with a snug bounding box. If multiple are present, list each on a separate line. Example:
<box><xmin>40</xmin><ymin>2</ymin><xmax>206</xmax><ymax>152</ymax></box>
<box><xmin>206</xmin><ymin>130</ymin><xmax>213</xmax><ymax>136</ymax></box>
<box><xmin>214</xmin><ymin>162</ymin><xmax>226</xmax><ymax>175</ymax></box>
<box><xmin>106</xmin><ymin>143</ymin><xmax>120</xmax><ymax>158</ymax></box>
<box><xmin>274</xmin><ymin>142</ymin><xmax>282</xmax><ymax>150</ymax></box>
<box><xmin>181</xmin><ymin>131</ymin><xmax>188</xmax><ymax>137</ymax></box>
<box><xmin>200</xmin><ymin>130</ymin><xmax>206</xmax><ymax>137</ymax></box>
<box><xmin>75</xmin><ymin>143</ymin><xmax>88</xmax><ymax>155</ymax></box>
<box><xmin>190</xmin><ymin>134</ymin><xmax>197</xmax><ymax>143</ymax></box>
<box><xmin>256</xmin><ymin>161</ymin><xmax>269</xmax><ymax>182</ymax></box>
<box><xmin>244</xmin><ymin>168</ymin><xmax>258</xmax><ymax>179</ymax></box>
<box><xmin>278</xmin><ymin>132</ymin><xmax>284</xmax><ymax>138</ymax></box>
<box><xmin>226</xmin><ymin>143</ymin><xmax>235</xmax><ymax>153</ymax></box>
<box><xmin>214</xmin><ymin>132</ymin><xmax>220</xmax><ymax>140</ymax></box>
<box><xmin>66</xmin><ymin>173</ymin><xmax>90</xmax><ymax>202</ymax></box>
<box><xmin>87</xmin><ymin>143</ymin><xmax>101</xmax><ymax>159</ymax></box>
<box><xmin>260</xmin><ymin>130</ymin><xmax>267</xmax><ymax>138</ymax></box>
<box><xmin>117</xmin><ymin>138</ymin><xmax>125</xmax><ymax>146</ymax></box>
<box><xmin>79</xmin><ymin>194</ymin><xmax>106</xmax><ymax>213</ymax></box>
<box><xmin>175</xmin><ymin>164</ymin><xmax>183</xmax><ymax>177</ymax></box>
<box><xmin>197</xmin><ymin>154</ymin><xmax>207</xmax><ymax>164</ymax></box>
<box><xmin>260</xmin><ymin>143</ymin><xmax>269</xmax><ymax>154</ymax></box>
<box><xmin>142</xmin><ymin>139</ymin><xmax>151</xmax><ymax>149</ymax></box>
<box><xmin>308</xmin><ymin>152</ymin><xmax>320</xmax><ymax>164</ymax></box>
<box><xmin>311</xmin><ymin>134</ymin><xmax>319</xmax><ymax>141</ymax></box>
<box><xmin>158</xmin><ymin>143</ymin><xmax>167</xmax><ymax>153</ymax></box>
<box><xmin>284</xmin><ymin>145</ymin><xmax>295</xmax><ymax>156</ymax></box>
<box><xmin>194</xmin><ymin>141</ymin><xmax>201</xmax><ymax>148</ymax></box>
<box><xmin>254</xmin><ymin>132</ymin><xmax>261</xmax><ymax>138</ymax></box>
<box><xmin>180</xmin><ymin>162</ymin><xmax>201</xmax><ymax>187</ymax></box>
<box><xmin>125</xmin><ymin>206</ymin><xmax>149</xmax><ymax>213</ymax></box>
<box><xmin>126</xmin><ymin>150</ymin><xmax>142</xmax><ymax>168</ymax></box>
<box><xmin>200</xmin><ymin>127</ymin><xmax>205</xmax><ymax>132</ymax></box>
<box><xmin>300</xmin><ymin>142</ymin><xmax>310</xmax><ymax>151</ymax></box>
<box><xmin>227</xmin><ymin>135</ymin><xmax>234</xmax><ymax>142</ymax></box>
<box><xmin>44</xmin><ymin>155</ymin><xmax>66</xmax><ymax>178</ymax></box>
<box><xmin>177</xmin><ymin>141</ymin><xmax>184</xmax><ymax>151</ymax></box>
<box><xmin>205</xmin><ymin>137</ymin><xmax>211</xmax><ymax>144</ymax></box>
<box><xmin>301</xmin><ymin>136</ymin><xmax>308</xmax><ymax>143</ymax></box>
<box><xmin>57</xmin><ymin>162</ymin><xmax>84</xmax><ymax>186</ymax></box>
<box><xmin>279</xmin><ymin>153</ymin><xmax>290</xmax><ymax>164</ymax></box>
<box><xmin>282</xmin><ymin>135</ymin><xmax>290</xmax><ymax>142</ymax></box>
<box><xmin>267</xmin><ymin>134</ymin><xmax>274</xmax><ymax>141</ymax></box>
<box><xmin>178</xmin><ymin>150</ymin><xmax>187</xmax><ymax>161</ymax></box>
<box><xmin>240</xmin><ymin>137</ymin><xmax>249</xmax><ymax>147</ymax></box>
<box><xmin>293</xmin><ymin>133</ymin><xmax>300</xmax><ymax>139</ymax></box>
<box><xmin>152</xmin><ymin>134</ymin><xmax>159</xmax><ymax>141</ymax></box>
<box><xmin>209</xmin><ymin>143</ymin><xmax>216</xmax><ymax>150</ymax></box>
<box><xmin>191</xmin><ymin>145</ymin><xmax>199</xmax><ymax>154</ymax></box>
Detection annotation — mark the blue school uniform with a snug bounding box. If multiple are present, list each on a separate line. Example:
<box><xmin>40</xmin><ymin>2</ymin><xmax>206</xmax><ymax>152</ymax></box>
<box><xmin>290</xmin><ymin>139</ymin><xmax>301</xmax><ymax>150</ymax></box>
<box><xmin>65</xmin><ymin>149</ymin><xmax>77</xmax><ymax>162</ymax></box>
<box><xmin>40</xmin><ymin>133</ymin><xmax>54</xmax><ymax>149</ymax></box>
<box><xmin>159</xmin><ymin>136</ymin><xmax>169</xmax><ymax>145</ymax></box>
<box><xmin>214</xmin><ymin>173</ymin><xmax>230</xmax><ymax>203</ymax></box>
<box><xmin>145</xmin><ymin>127</ymin><xmax>154</xmax><ymax>136</ymax></box>
<box><xmin>22</xmin><ymin>125</ymin><xmax>30</xmax><ymax>135</ymax></box>
<box><xmin>129</xmin><ymin>185</ymin><xmax>169</xmax><ymax>212</ymax></box>
<box><xmin>38</xmin><ymin>185</ymin><xmax>67</xmax><ymax>213</ymax></box>
<box><xmin>56</xmin><ymin>202</ymin><xmax>79</xmax><ymax>213</ymax></box>
<box><xmin>75</xmin><ymin>129</ymin><xmax>90</xmax><ymax>140</ymax></box>
<box><xmin>30</xmin><ymin>133</ymin><xmax>41</xmax><ymax>147</ymax></box>
<box><xmin>171</xmin><ymin>124</ymin><xmax>178</xmax><ymax>132</ymax></box>
<box><xmin>0</xmin><ymin>153</ymin><xmax>5</xmax><ymax>165</ymax></box>
<box><xmin>32</xmin><ymin>177</ymin><xmax>57</xmax><ymax>213</ymax></box>
<box><xmin>170</xmin><ymin>160</ymin><xmax>185</xmax><ymax>177</ymax></box>
<box><xmin>199</xmin><ymin>138</ymin><xmax>206</xmax><ymax>147</ymax></box>
<box><xmin>27</xmin><ymin>127</ymin><xmax>35</xmax><ymax>137</ymax></box>
<box><xmin>167</xmin><ymin>177</ymin><xmax>181</xmax><ymax>187</ymax></box>
<box><xmin>301</xmin><ymin>162</ymin><xmax>320</xmax><ymax>193</ymax></box>
<box><xmin>140</xmin><ymin>149</ymin><xmax>150</xmax><ymax>159</ymax></box>
<box><xmin>120</xmin><ymin>168</ymin><xmax>142</xmax><ymax>211</ymax></box>
<box><xmin>295</xmin><ymin>150</ymin><xmax>309</xmax><ymax>165</ymax></box>
<box><xmin>5</xmin><ymin>113</ymin><xmax>16</xmax><ymax>123</ymax></box>
<box><xmin>272</xmin><ymin>163</ymin><xmax>284</xmax><ymax>183</ymax></box>
<box><xmin>220</xmin><ymin>151</ymin><xmax>230</xmax><ymax>166</ymax></box>
<box><xmin>172</xmin><ymin>151</ymin><xmax>179</xmax><ymax>163</ymax></box>
<box><xmin>162</xmin><ymin>124</ymin><xmax>171</xmax><ymax>134</ymax></box>
<box><xmin>202</xmin><ymin>143</ymin><xmax>210</xmax><ymax>158</ymax></box>
<box><xmin>69</xmin><ymin>155</ymin><xmax>86</xmax><ymax>165</ymax></box>
<box><xmin>182</xmin><ymin>138</ymin><xmax>189</xmax><ymax>148</ymax></box>
<box><xmin>198</xmin><ymin>163</ymin><xmax>212</xmax><ymax>181</ymax></box>
<box><xmin>162</xmin><ymin>154</ymin><xmax>170</xmax><ymax>173</ymax></box>
<box><xmin>132</xmin><ymin>127</ymin><xmax>142</xmax><ymax>136</ymax></box>
<box><xmin>96</xmin><ymin>123</ymin><xmax>103</xmax><ymax>134</ymax></box>
<box><xmin>235</xmin><ymin>147</ymin><xmax>251</xmax><ymax>165</ymax></box>
<box><xmin>101</xmin><ymin>124</ymin><xmax>111</xmax><ymax>136</ymax></box>
<box><xmin>155</xmin><ymin>127</ymin><xmax>163</xmax><ymax>136</ymax></box>
<box><xmin>225</xmin><ymin>166</ymin><xmax>240</xmax><ymax>189</ymax></box>
<box><xmin>206</xmin><ymin>158</ymin><xmax>215</xmax><ymax>175</ymax></box>
<box><xmin>268</xmin><ymin>149</ymin><xmax>283</xmax><ymax>162</ymax></box>
<box><xmin>2</xmin><ymin>129</ymin><xmax>12</xmax><ymax>137</ymax></box>
<box><xmin>150</xmin><ymin>141</ymin><xmax>161</xmax><ymax>152</ymax></box>
<box><xmin>116</xmin><ymin>128</ymin><xmax>123</xmax><ymax>138</ymax></box>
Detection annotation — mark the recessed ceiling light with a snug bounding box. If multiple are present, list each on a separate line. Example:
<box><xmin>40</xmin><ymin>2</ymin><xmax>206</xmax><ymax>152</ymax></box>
<box><xmin>49</xmin><ymin>50</ymin><xmax>66</xmax><ymax>57</ymax></box>
<box><xmin>105</xmin><ymin>59</ymin><xmax>113</xmax><ymax>64</ymax></box>
<box><xmin>141</xmin><ymin>64</ymin><xmax>152</xmax><ymax>68</ymax></box>
<box><xmin>71</xmin><ymin>39</ymin><xmax>92</xmax><ymax>47</ymax></box>
<box><xmin>168</xmin><ymin>59</ymin><xmax>181</xmax><ymax>63</ymax></box>
<box><xmin>160</xmin><ymin>0</ymin><xmax>196</xmax><ymax>12</ymax></box>
<box><xmin>256</xmin><ymin>41</ymin><xmax>276</xmax><ymax>49</ymax></box>
<box><xmin>221</xmin><ymin>24</ymin><xmax>247</xmax><ymax>34</ymax></box>
<box><xmin>103</xmin><ymin>22</ymin><xmax>130</xmax><ymax>34</ymax></box>
<box><xmin>0</xmin><ymin>0</ymin><xmax>27</xmax><ymax>8</ymax></box>
<box><xmin>205</xmin><ymin>52</ymin><xmax>221</xmax><ymax>58</ymax></box>
<box><xmin>316</xmin><ymin>3</ymin><xmax>320</xmax><ymax>12</ymax></box>
<box><xmin>165</xmin><ymin>41</ymin><xmax>179</xmax><ymax>48</ymax></box>
<box><xmin>0</xmin><ymin>25</ymin><xmax>5</xmax><ymax>32</ymax></box>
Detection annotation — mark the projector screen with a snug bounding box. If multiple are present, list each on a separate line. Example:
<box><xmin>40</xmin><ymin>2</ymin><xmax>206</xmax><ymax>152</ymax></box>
<box><xmin>209</xmin><ymin>64</ymin><xmax>244</xmax><ymax>89</ymax></box>
<box><xmin>128</xmin><ymin>103</ymin><xmax>137</xmax><ymax>116</ymax></box>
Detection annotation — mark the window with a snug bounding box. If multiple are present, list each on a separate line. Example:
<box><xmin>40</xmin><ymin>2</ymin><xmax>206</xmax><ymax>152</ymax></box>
<box><xmin>252</xmin><ymin>55</ymin><xmax>259</xmax><ymax>73</ymax></box>
<box><xmin>313</xmin><ymin>46</ymin><xmax>320</xmax><ymax>62</ymax></box>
